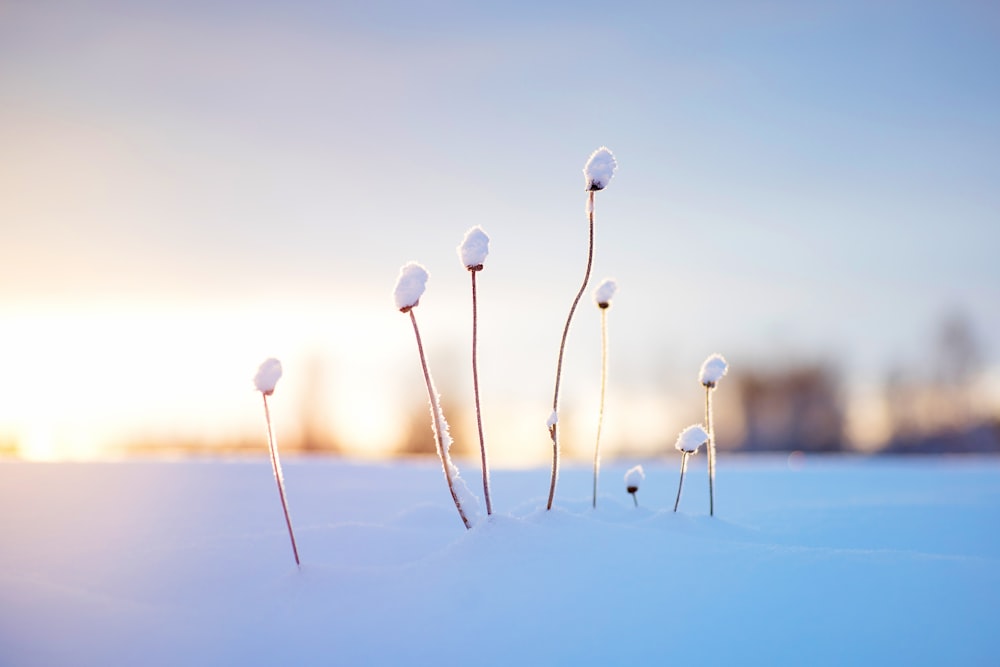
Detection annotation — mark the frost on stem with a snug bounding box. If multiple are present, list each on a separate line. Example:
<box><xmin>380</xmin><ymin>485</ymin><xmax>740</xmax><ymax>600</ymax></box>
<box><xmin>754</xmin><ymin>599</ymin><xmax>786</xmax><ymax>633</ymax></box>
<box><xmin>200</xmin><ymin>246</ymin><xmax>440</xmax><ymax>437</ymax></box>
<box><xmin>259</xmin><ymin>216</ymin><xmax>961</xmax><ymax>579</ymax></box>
<box><xmin>548</xmin><ymin>147</ymin><xmax>619</xmax><ymax>512</ymax></box>
<box><xmin>674</xmin><ymin>424</ymin><xmax>708</xmax><ymax>513</ymax></box>
<box><xmin>459</xmin><ymin>226</ymin><xmax>493</xmax><ymax>514</ymax></box>
<box><xmin>254</xmin><ymin>358</ymin><xmax>282</xmax><ymax>396</ymax></box>
<box><xmin>700</xmin><ymin>353</ymin><xmax>728</xmax><ymax>517</ymax></box>
<box><xmin>458</xmin><ymin>226</ymin><xmax>490</xmax><ymax>271</ymax></box>
<box><xmin>395</xmin><ymin>264</ymin><xmax>474</xmax><ymax>530</ymax></box>
<box><xmin>593</xmin><ymin>278</ymin><xmax>618</xmax><ymax>309</ymax></box>
<box><xmin>393</xmin><ymin>262</ymin><xmax>429</xmax><ymax>312</ymax></box>
<box><xmin>584</xmin><ymin>146</ymin><xmax>618</xmax><ymax>192</ymax></box>
<box><xmin>254</xmin><ymin>358</ymin><xmax>300</xmax><ymax>567</ymax></box>
<box><xmin>700</xmin><ymin>353</ymin><xmax>729</xmax><ymax>388</ymax></box>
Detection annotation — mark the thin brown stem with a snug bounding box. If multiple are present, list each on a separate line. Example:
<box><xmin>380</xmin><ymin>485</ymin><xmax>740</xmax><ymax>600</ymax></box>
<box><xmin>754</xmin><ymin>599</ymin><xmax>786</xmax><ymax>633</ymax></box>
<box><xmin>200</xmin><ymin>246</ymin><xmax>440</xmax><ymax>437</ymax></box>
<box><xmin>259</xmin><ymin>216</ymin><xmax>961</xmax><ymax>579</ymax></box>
<box><xmin>263</xmin><ymin>393</ymin><xmax>300</xmax><ymax>567</ymax></box>
<box><xmin>410</xmin><ymin>309</ymin><xmax>471</xmax><ymax>530</ymax></box>
<box><xmin>592</xmin><ymin>307</ymin><xmax>608</xmax><ymax>509</ymax></box>
<box><xmin>706</xmin><ymin>386</ymin><xmax>716</xmax><ymax>517</ymax></box>
<box><xmin>548</xmin><ymin>190</ymin><xmax>596</xmax><ymax>511</ymax></box>
<box><xmin>674</xmin><ymin>451</ymin><xmax>690</xmax><ymax>513</ymax></box>
<box><xmin>470</xmin><ymin>270</ymin><xmax>492</xmax><ymax>515</ymax></box>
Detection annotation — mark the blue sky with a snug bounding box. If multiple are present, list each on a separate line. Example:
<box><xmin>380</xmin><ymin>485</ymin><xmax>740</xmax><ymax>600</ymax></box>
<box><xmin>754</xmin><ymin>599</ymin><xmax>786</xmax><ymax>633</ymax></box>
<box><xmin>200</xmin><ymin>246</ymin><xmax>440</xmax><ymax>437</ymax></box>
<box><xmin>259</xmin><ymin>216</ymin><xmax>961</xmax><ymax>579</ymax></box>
<box><xmin>2</xmin><ymin>1</ymin><xmax>998</xmax><ymax>460</ymax></box>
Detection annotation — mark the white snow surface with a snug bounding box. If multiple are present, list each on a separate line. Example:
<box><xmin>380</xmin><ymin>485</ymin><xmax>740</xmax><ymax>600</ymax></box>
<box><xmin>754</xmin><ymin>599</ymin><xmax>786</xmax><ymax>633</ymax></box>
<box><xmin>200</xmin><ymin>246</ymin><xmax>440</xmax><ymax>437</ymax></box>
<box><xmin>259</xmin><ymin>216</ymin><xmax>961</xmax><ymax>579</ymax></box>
<box><xmin>253</xmin><ymin>358</ymin><xmax>282</xmax><ymax>395</ymax></box>
<box><xmin>583</xmin><ymin>146</ymin><xmax>617</xmax><ymax>191</ymax></box>
<box><xmin>457</xmin><ymin>226</ymin><xmax>490</xmax><ymax>269</ymax></box>
<box><xmin>700</xmin><ymin>353</ymin><xmax>729</xmax><ymax>386</ymax></box>
<box><xmin>594</xmin><ymin>278</ymin><xmax>618</xmax><ymax>306</ymax></box>
<box><xmin>2</xmin><ymin>456</ymin><xmax>999</xmax><ymax>666</ymax></box>
<box><xmin>392</xmin><ymin>262</ymin><xmax>429</xmax><ymax>311</ymax></box>
<box><xmin>676</xmin><ymin>424</ymin><xmax>709</xmax><ymax>453</ymax></box>
<box><xmin>624</xmin><ymin>464</ymin><xmax>644</xmax><ymax>489</ymax></box>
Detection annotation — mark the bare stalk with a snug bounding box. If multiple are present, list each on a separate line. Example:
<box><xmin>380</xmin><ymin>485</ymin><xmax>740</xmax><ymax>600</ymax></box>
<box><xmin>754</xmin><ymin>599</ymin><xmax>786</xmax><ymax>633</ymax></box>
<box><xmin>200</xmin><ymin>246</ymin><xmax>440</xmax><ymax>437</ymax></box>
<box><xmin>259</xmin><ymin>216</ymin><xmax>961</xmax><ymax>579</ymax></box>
<box><xmin>706</xmin><ymin>385</ymin><xmax>716</xmax><ymax>517</ymax></box>
<box><xmin>592</xmin><ymin>306</ymin><xmax>609</xmax><ymax>508</ymax></box>
<box><xmin>410</xmin><ymin>309</ymin><xmax>472</xmax><ymax>530</ymax></box>
<box><xmin>470</xmin><ymin>269</ymin><xmax>492</xmax><ymax>515</ymax></box>
<box><xmin>548</xmin><ymin>189</ymin><xmax>596</xmax><ymax>510</ymax></box>
<box><xmin>262</xmin><ymin>393</ymin><xmax>300</xmax><ymax>567</ymax></box>
<box><xmin>673</xmin><ymin>451</ymin><xmax>690</xmax><ymax>513</ymax></box>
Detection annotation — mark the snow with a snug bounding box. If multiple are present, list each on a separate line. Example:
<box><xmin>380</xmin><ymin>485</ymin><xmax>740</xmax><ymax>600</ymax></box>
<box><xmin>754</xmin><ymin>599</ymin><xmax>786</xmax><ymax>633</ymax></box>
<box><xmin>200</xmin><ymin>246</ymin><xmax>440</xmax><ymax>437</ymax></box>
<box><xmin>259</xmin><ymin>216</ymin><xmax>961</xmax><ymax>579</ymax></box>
<box><xmin>593</xmin><ymin>278</ymin><xmax>618</xmax><ymax>307</ymax></box>
<box><xmin>253</xmin><ymin>358</ymin><xmax>282</xmax><ymax>395</ymax></box>
<box><xmin>583</xmin><ymin>146</ymin><xmax>617</xmax><ymax>191</ymax></box>
<box><xmin>1</xmin><ymin>457</ymin><xmax>999</xmax><ymax>666</ymax></box>
<box><xmin>699</xmin><ymin>353</ymin><xmax>729</xmax><ymax>387</ymax></box>
<box><xmin>457</xmin><ymin>226</ymin><xmax>490</xmax><ymax>269</ymax></box>
<box><xmin>392</xmin><ymin>262</ymin><xmax>428</xmax><ymax>311</ymax></box>
<box><xmin>546</xmin><ymin>410</ymin><xmax>558</xmax><ymax>428</ymax></box>
<box><xmin>624</xmin><ymin>464</ymin><xmax>645</xmax><ymax>490</ymax></box>
<box><xmin>676</xmin><ymin>424</ymin><xmax>709</xmax><ymax>453</ymax></box>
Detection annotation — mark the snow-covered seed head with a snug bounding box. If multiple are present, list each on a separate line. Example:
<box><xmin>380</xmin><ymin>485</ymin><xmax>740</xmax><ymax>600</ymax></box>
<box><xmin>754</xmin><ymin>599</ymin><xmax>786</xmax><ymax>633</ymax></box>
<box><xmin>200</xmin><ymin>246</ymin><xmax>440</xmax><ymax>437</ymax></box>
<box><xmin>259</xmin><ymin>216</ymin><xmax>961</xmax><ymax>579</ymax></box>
<box><xmin>457</xmin><ymin>226</ymin><xmax>490</xmax><ymax>271</ymax></box>
<box><xmin>393</xmin><ymin>262</ymin><xmax>429</xmax><ymax>312</ymax></box>
<box><xmin>675</xmin><ymin>424</ymin><xmax>709</xmax><ymax>454</ymax></box>
<box><xmin>624</xmin><ymin>465</ymin><xmax>645</xmax><ymax>494</ymax></box>
<box><xmin>584</xmin><ymin>146</ymin><xmax>618</xmax><ymax>191</ymax></box>
<box><xmin>254</xmin><ymin>358</ymin><xmax>282</xmax><ymax>396</ymax></box>
<box><xmin>700</xmin><ymin>353</ymin><xmax>729</xmax><ymax>388</ymax></box>
<box><xmin>594</xmin><ymin>278</ymin><xmax>618</xmax><ymax>309</ymax></box>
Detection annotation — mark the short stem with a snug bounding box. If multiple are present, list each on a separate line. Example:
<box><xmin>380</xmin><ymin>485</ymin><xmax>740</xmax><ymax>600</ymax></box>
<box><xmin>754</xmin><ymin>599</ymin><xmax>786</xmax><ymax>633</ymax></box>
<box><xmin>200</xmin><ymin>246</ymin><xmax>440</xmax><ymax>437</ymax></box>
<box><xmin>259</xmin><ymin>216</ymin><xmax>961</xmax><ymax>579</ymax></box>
<box><xmin>548</xmin><ymin>190</ymin><xmax>596</xmax><ymax>511</ymax></box>
<box><xmin>592</xmin><ymin>307</ymin><xmax>608</xmax><ymax>509</ymax></box>
<box><xmin>263</xmin><ymin>393</ymin><xmax>300</xmax><ymax>567</ymax></box>
<box><xmin>674</xmin><ymin>451</ymin><xmax>689</xmax><ymax>512</ymax></box>
<box><xmin>706</xmin><ymin>386</ymin><xmax>716</xmax><ymax>517</ymax></box>
<box><xmin>471</xmin><ymin>270</ymin><xmax>492</xmax><ymax>515</ymax></box>
<box><xmin>631</xmin><ymin>491</ymin><xmax>638</xmax><ymax>508</ymax></box>
<box><xmin>410</xmin><ymin>309</ymin><xmax>471</xmax><ymax>530</ymax></box>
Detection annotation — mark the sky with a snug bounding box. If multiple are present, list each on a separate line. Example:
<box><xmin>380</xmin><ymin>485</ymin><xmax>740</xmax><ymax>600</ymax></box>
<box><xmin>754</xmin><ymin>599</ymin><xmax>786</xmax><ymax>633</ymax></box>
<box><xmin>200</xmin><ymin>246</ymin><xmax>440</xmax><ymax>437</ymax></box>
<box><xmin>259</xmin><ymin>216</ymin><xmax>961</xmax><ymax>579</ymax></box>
<box><xmin>1</xmin><ymin>0</ymin><xmax>999</xmax><ymax>463</ymax></box>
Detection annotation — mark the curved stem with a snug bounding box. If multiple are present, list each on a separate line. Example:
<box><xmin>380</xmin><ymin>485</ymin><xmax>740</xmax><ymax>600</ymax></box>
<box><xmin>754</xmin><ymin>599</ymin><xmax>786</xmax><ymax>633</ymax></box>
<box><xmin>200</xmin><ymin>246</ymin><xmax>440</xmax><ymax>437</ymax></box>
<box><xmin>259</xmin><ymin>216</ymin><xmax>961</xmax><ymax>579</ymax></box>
<box><xmin>548</xmin><ymin>190</ymin><xmax>596</xmax><ymax>510</ymax></box>
<box><xmin>706</xmin><ymin>386</ymin><xmax>716</xmax><ymax>517</ymax></box>
<box><xmin>410</xmin><ymin>310</ymin><xmax>471</xmax><ymax>530</ymax></box>
<box><xmin>471</xmin><ymin>270</ymin><xmax>492</xmax><ymax>515</ymax></box>
<box><xmin>592</xmin><ymin>307</ymin><xmax>608</xmax><ymax>508</ymax></box>
<box><xmin>263</xmin><ymin>393</ymin><xmax>300</xmax><ymax>567</ymax></box>
<box><xmin>674</xmin><ymin>451</ymin><xmax>689</xmax><ymax>513</ymax></box>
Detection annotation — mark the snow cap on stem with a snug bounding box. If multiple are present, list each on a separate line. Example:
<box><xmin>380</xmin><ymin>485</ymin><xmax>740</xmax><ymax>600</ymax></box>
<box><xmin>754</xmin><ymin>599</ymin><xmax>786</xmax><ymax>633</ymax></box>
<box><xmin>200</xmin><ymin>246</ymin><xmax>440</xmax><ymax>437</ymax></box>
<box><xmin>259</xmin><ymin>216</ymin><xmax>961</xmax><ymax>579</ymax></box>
<box><xmin>458</xmin><ymin>226</ymin><xmax>490</xmax><ymax>270</ymax></box>
<box><xmin>393</xmin><ymin>262</ymin><xmax>429</xmax><ymax>312</ymax></box>
<box><xmin>624</xmin><ymin>465</ymin><xmax>645</xmax><ymax>492</ymax></box>
<box><xmin>594</xmin><ymin>278</ymin><xmax>618</xmax><ymax>309</ymax></box>
<box><xmin>676</xmin><ymin>424</ymin><xmax>709</xmax><ymax>454</ymax></box>
<box><xmin>700</xmin><ymin>353</ymin><xmax>729</xmax><ymax>387</ymax></box>
<box><xmin>584</xmin><ymin>146</ymin><xmax>618</xmax><ymax>191</ymax></box>
<box><xmin>546</xmin><ymin>410</ymin><xmax>559</xmax><ymax>429</ymax></box>
<box><xmin>254</xmin><ymin>358</ymin><xmax>282</xmax><ymax>396</ymax></box>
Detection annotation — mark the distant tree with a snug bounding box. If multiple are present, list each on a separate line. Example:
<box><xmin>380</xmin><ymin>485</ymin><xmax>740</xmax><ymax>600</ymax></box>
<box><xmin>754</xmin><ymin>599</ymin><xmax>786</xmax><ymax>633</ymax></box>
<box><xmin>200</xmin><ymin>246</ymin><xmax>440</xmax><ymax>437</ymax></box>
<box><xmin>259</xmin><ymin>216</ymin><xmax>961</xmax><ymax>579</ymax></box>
<box><xmin>737</xmin><ymin>363</ymin><xmax>845</xmax><ymax>452</ymax></box>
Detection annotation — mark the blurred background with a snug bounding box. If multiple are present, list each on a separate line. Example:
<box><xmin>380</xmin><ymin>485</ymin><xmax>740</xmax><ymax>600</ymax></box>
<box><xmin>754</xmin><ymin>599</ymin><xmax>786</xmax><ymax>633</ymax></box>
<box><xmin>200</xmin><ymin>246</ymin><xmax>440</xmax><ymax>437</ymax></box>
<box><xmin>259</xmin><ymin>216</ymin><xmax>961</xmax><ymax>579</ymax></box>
<box><xmin>2</xmin><ymin>0</ymin><xmax>998</xmax><ymax>465</ymax></box>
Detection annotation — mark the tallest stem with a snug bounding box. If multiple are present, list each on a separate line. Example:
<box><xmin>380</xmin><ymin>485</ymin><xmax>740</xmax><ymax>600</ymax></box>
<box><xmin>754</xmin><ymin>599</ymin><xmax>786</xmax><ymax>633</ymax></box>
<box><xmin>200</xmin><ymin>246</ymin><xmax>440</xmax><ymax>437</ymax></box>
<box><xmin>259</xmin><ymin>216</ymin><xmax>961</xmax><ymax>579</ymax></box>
<box><xmin>548</xmin><ymin>190</ymin><xmax>596</xmax><ymax>511</ymax></box>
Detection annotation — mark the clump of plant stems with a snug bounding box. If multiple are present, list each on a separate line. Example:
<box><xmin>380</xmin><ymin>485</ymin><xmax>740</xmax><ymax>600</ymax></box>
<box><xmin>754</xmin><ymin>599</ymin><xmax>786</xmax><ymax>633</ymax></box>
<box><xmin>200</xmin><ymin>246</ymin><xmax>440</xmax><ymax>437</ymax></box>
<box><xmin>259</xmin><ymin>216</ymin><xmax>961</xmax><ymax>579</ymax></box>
<box><xmin>254</xmin><ymin>358</ymin><xmax>301</xmax><ymax>567</ymax></box>
<box><xmin>699</xmin><ymin>353</ymin><xmax>729</xmax><ymax>516</ymax></box>
<box><xmin>624</xmin><ymin>465</ymin><xmax>644</xmax><ymax>507</ymax></box>
<box><xmin>394</xmin><ymin>262</ymin><xmax>472</xmax><ymax>530</ymax></box>
<box><xmin>458</xmin><ymin>226</ymin><xmax>493</xmax><ymax>516</ymax></box>
<box><xmin>548</xmin><ymin>146</ymin><xmax>618</xmax><ymax>511</ymax></box>
<box><xmin>673</xmin><ymin>424</ymin><xmax>709</xmax><ymax>513</ymax></box>
<box><xmin>592</xmin><ymin>278</ymin><xmax>618</xmax><ymax>508</ymax></box>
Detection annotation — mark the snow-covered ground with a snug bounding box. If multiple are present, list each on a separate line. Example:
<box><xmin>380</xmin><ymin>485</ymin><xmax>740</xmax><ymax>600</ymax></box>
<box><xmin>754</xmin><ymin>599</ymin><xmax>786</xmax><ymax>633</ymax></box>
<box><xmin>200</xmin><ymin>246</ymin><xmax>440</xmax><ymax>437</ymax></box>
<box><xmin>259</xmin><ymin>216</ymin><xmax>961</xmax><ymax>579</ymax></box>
<box><xmin>1</xmin><ymin>455</ymin><xmax>998</xmax><ymax>666</ymax></box>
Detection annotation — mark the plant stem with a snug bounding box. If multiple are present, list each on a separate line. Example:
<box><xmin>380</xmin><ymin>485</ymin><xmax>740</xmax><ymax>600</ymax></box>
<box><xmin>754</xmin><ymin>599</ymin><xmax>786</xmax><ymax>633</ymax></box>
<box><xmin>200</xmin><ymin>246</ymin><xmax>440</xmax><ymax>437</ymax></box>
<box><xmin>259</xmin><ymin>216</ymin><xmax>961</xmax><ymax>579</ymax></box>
<box><xmin>674</xmin><ymin>451</ymin><xmax>689</xmax><ymax>513</ymax></box>
<box><xmin>592</xmin><ymin>306</ymin><xmax>609</xmax><ymax>509</ymax></box>
<box><xmin>410</xmin><ymin>309</ymin><xmax>472</xmax><ymax>530</ymax></box>
<box><xmin>262</xmin><ymin>393</ymin><xmax>300</xmax><ymax>567</ymax></box>
<box><xmin>548</xmin><ymin>190</ymin><xmax>596</xmax><ymax>511</ymax></box>
<box><xmin>706</xmin><ymin>385</ymin><xmax>716</xmax><ymax>517</ymax></box>
<box><xmin>631</xmin><ymin>491</ymin><xmax>638</xmax><ymax>507</ymax></box>
<box><xmin>470</xmin><ymin>269</ymin><xmax>492</xmax><ymax>515</ymax></box>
